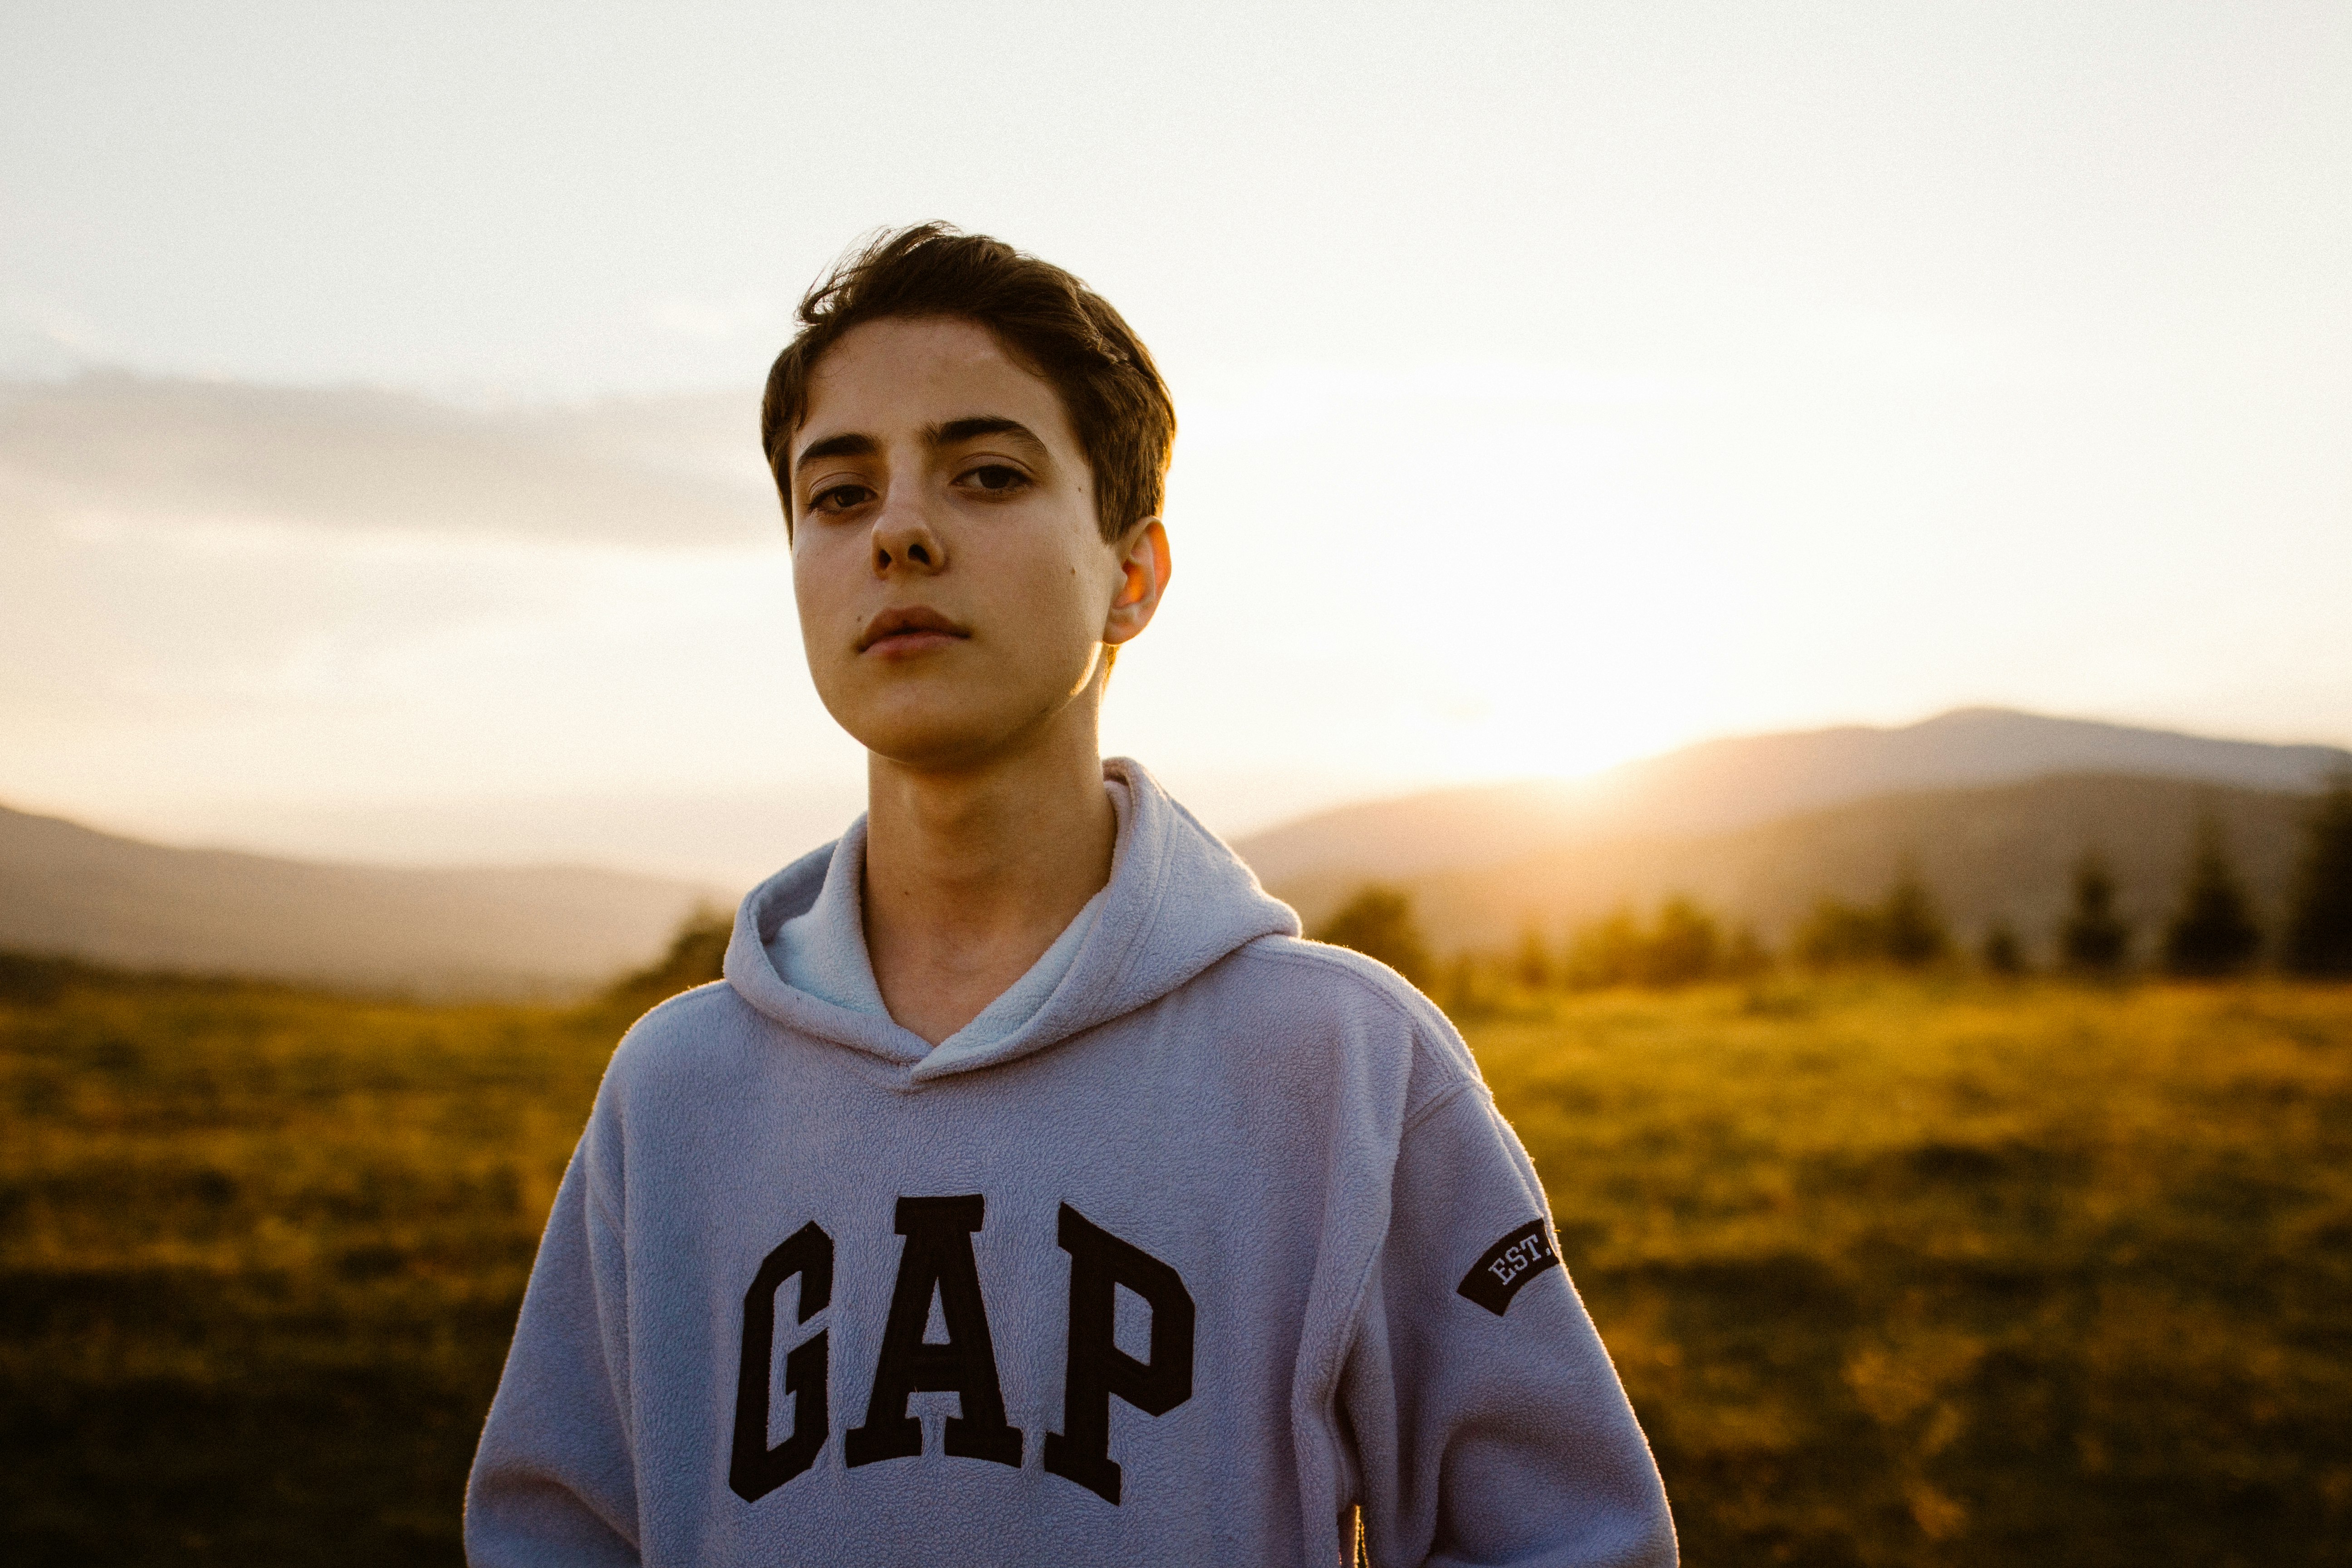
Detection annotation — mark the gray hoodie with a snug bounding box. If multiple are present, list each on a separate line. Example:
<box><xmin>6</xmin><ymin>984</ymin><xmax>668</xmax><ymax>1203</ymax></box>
<box><xmin>465</xmin><ymin>760</ymin><xmax>1675</xmax><ymax>1567</ymax></box>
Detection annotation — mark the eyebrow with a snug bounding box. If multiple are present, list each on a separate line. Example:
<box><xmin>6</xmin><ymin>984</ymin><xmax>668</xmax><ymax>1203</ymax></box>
<box><xmin>792</xmin><ymin>431</ymin><xmax>878</xmax><ymax>471</ymax></box>
<box><xmin>791</xmin><ymin>416</ymin><xmax>1048</xmax><ymax>479</ymax></box>
<box><xmin>930</xmin><ymin>416</ymin><xmax>1045</xmax><ymax>453</ymax></box>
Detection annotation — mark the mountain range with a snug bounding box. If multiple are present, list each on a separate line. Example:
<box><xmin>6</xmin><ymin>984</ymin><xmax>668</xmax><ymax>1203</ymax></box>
<box><xmin>1238</xmin><ymin>709</ymin><xmax>2346</xmax><ymax>957</ymax></box>
<box><xmin>1233</xmin><ymin>707</ymin><xmax>2347</xmax><ymax>886</ymax></box>
<box><xmin>2</xmin><ymin>708</ymin><xmax>2342</xmax><ymax>992</ymax></box>
<box><xmin>0</xmin><ymin>804</ymin><xmax>719</xmax><ymax>997</ymax></box>
<box><xmin>1353</xmin><ymin>773</ymin><xmax>2318</xmax><ymax>961</ymax></box>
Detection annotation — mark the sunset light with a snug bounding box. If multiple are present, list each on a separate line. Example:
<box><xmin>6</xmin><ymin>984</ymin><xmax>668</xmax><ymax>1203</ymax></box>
<box><xmin>7</xmin><ymin>8</ymin><xmax>2351</xmax><ymax>1563</ymax></box>
<box><xmin>6</xmin><ymin>5</ymin><xmax>2347</xmax><ymax>881</ymax></box>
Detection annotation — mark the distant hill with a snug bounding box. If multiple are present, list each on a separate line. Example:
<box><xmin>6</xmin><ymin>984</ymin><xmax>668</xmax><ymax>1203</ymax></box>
<box><xmin>8</xmin><ymin>707</ymin><xmax>2341</xmax><ymax>990</ymax></box>
<box><xmin>1277</xmin><ymin>774</ymin><xmax>2320</xmax><ymax>964</ymax></box>
<box><xmin>0</xmin><ymin>804</ymin><xmax>724</xmax><ymax>997</ymax></box>
<box><xmin>1235</xmin><ymin>707</ymin><xmax>2349</xmax><ymax>889</ymax></box>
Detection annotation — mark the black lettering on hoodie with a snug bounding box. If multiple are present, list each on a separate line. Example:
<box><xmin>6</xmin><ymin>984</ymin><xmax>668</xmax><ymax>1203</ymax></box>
<box><xmin>844</xmin><ymin>1195</ymin><xmax>1023</xmax><ymax>1469</ymax></box>
<box><xmin>729</xmin><ymin>1221</ymin><xmax>833</xmax><ymax>1501</ymax></box>
<box><xmin>1044</xmin><ymin>1202</ymin><xmax>1195</xmax><ymax>1504</ymax></box>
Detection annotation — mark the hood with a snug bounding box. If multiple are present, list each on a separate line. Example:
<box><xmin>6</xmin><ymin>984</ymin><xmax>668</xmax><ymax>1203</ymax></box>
<box><xmin>721</xmin><ymin>757</ymin><xmax>1301</xmax><ymax>1084</ymax></box>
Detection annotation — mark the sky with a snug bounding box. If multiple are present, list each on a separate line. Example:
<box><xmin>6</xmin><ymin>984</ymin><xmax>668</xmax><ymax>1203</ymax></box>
<box><xmin>3</xmin><ymin>2</ymin><xmax>2348</xmax><ymax>883</ymax></box>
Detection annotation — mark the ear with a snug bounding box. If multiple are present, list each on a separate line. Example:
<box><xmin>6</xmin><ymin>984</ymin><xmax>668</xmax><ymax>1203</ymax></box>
<box><xmin>1102</xmin><ymin>518</ymin><xmax>1171</xmax><ymax>649</ymax></box>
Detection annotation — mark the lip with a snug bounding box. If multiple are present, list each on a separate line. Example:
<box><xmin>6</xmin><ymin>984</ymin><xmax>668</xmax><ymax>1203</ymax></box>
<box><xmin>857</xmin><ymin>605</ymin><xmax>970</xmax><ymax>655</ymax></box>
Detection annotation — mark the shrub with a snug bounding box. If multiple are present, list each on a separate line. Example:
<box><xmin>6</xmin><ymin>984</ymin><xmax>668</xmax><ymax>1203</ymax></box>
<box><xmin>1980</xmin><ymin>920</ymin><xmax>2027</xmax><ymax>975</ymax></box>
<box><xmin>1511</xmin><ymin>921</ymin><xmax>1553</xmax><ymax>990</ymax></box>
<box><xmin>1721</xmin><ymin>924</ymin><xmax>1774</xmax><ymax>980</ymax></box>
<box><xmin>1562</xmin><ymin>899</ymin><xmax>1740</xmax><ymax>989</ymax></box>
<box><xmin>606</xmin><ymin>905</ymin><xmax>734</xmax><ymax>1008</ymax></box>
<box><xmin>1563</xmin><ymin>908</ymin><xmax>1647</xmax><ymax>990</ymax></box>
<box><xmin>1794</xmin><ymin>898</ymin><xmax>1885</xmax><ymax>970</ymax></box>
<box><xmin>1441</xmin><ymin>952</ymin><xmax>1495</xmax><ymax>1019</ymax></box>
<box><xmin>1644</xmin><ymin>897</ymin><xmax>1722</xmax><ymax>986</ymax></box>
<box><xmin>1313</xmin><ymin>884</ymin><xmax>1435</xmax><ymax>989</ymax></box>
<box><xmin>1796</xmin><ymin>866</ymin><xmax>1952</xmax><ymax>972</ymax></box>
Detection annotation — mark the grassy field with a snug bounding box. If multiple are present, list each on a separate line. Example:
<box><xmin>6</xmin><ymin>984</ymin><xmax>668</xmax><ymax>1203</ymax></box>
<box><xmin>1481</xmin><ymin>979</ymin><xmax>2352</xmax><ymax>1566</ymax></box>
<box><xmin>0</xmin><ymin>959</ymin><xmax>618</xmax><ymax>1564</ymax></box>
<box><xmin>2</xmin><ymin>957</ymin><xmax>2346</xmax><ymax>1563</ymax></box>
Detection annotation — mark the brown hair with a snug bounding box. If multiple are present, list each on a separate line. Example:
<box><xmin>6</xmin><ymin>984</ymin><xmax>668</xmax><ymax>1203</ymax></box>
<box><xmin>761</xmin><ymin>223</ymin><xmax>1176</xmax><ymax>544</ymax></box>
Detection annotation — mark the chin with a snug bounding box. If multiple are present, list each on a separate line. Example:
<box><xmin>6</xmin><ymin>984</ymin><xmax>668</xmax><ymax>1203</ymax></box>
<box><xmin>841</xmin><ymin>703</ymin><xmax>1018</xmax><ymax>772</ymax></box>
<box><xmin>821</xmin><ymin>659</ymin><xmax>1100</xmax><ymax>771</ymax></box>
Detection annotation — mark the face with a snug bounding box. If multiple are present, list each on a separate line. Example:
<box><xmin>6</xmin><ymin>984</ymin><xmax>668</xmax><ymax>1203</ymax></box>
<box><xmin>787</xmin><ymin>315</ymin><xmax>1169</xmax><ymax>770</ymax></box>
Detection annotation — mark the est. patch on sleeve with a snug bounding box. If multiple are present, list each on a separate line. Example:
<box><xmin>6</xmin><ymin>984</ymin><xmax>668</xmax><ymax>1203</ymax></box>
<box><xmin>1456</xmin><ymin>1219</ymin><xmax>1561</xmax><ymax>1316</ymax></box>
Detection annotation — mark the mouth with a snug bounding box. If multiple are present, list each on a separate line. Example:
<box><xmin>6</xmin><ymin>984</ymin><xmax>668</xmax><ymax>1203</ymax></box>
<box><xmin>857</xmin><ymin>605</ymin><xmax>970</xmax><ymax>656</ymax></box>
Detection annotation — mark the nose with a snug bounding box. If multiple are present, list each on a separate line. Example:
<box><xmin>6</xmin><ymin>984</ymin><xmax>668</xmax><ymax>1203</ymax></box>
<box><xmin>870</xmin><ymin>486</ymin><xmax>946</xmax><ymax>577</ymax></box>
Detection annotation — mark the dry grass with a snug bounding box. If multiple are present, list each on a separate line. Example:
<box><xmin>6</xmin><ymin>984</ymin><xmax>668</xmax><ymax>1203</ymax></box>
<box><xmin>1473</xmin><ymin>977</ymin><xmax>2352</xmax><ymax>1567</ymax></box>
<box><xmin>2</xmin><ymin>959</ymin><xmax>2346</xmax><ymax>1564</ymax></box>
<box><xmin>0</xmin><ymin>965</ymin><xmax>615</xmax><ymax>1564</ymax></box>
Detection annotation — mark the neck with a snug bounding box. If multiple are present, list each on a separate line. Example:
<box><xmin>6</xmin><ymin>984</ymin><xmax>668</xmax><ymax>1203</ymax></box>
<box><xmin>861</xmin><ymin>704</ymin><xmax>1118</xmax><ymax>1046</ymax></box>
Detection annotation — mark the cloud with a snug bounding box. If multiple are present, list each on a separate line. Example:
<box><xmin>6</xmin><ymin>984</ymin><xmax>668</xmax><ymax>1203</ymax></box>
<box><xmin>0</xmin><ymin>372</ymin><xmax>783</xmax><ymax>548</ymax></box>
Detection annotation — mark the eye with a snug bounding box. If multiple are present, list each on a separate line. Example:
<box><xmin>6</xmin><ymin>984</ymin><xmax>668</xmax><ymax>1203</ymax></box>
<box><xmin>960</xmin><ymin>463</ymin><xmax>1029</xmax><ymax>495</ymax></box>
<box><xmin>809</xmin><ymin>481</ymin><xmax>875</xmax><ymax>514</ymax></box>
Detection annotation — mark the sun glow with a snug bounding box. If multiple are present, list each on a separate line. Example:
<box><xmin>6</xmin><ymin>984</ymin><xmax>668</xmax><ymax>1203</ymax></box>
<box><xmin>4</xmin><ymin>5</ymin><xmax>2347</xmax><ymax>876</ymax></box>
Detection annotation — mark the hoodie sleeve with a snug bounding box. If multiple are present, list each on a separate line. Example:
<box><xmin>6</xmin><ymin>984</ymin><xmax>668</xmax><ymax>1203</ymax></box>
<box><xmin>1340</xmin><ymin>1071</ymin><xmax>1676</xmax><ymax>1568</ymax></box>
<box><xmin>465</xmin><ymin>1109</ymin><xmax>642</xmax><ymax>1568</ymax></box>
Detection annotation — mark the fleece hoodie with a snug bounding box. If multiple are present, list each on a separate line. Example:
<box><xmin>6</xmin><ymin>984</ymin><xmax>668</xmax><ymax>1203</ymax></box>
<box><xmin>466</xmin><ymin>760</ymin><xmax>1676</xmax><ymax>1568</ymax></box>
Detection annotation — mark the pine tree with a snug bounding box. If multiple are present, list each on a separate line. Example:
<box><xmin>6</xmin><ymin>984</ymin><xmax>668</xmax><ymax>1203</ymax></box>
<box><xmin>2283</xmin><ymin>777</ymin><xmax>2352</xmax><ymax>978</ymax></box>
<box><xmin>2060</xmin><ymin>851</ymin><xmax>2132</xmax><ymax>975</ymax></box>
<box><xmin>1879</xmin><ymin>863</ymin><xmax>1950</xmax><ymax>969</ymax></box>
<box><xmin>2161</xmin><ymin>812</ymin><xmax>2262</xmax><ymax>978</ymax></box>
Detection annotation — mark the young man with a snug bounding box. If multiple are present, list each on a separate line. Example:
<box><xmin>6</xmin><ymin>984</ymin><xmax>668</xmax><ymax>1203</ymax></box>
<box><xmin>466</xmin><ymin>225</ymin><xmax>1674</xmax><ymax>1566</ymax></box>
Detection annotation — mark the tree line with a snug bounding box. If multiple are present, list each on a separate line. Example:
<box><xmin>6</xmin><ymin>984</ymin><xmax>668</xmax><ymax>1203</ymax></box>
<box><xmin>1312</xmin><ymin>778</ymin><xmax>2352</xmax><ymax>991</ymax></box>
